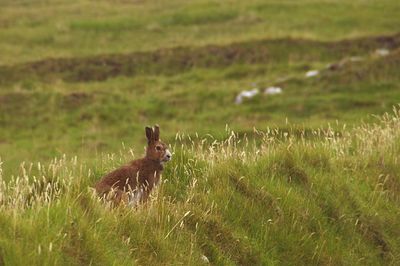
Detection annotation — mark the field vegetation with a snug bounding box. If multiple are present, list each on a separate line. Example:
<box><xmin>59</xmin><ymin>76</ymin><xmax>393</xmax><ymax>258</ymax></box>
<box><xmin>1</xmin><ymin>110</ymin><xmax>400</xmax><ymax>264</ymax></box>
<box><xmin>0</xmin><ymin>0</ymin><xmax>400</xmax><ymax>265</ymax></box>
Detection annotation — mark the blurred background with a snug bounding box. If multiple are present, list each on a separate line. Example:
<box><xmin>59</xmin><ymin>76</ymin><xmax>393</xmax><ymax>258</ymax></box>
<box><xmin>1</xmin><ymin>0</ymin><xmax>399</xmax><ymax>175</ymax></box>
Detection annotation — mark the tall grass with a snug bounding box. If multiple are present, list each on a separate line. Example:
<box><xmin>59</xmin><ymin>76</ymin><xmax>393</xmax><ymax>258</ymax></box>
<box><xmin>0</xmin><ymin>107</ymin><xmax>399</xmax><ymax>265</ymax></box>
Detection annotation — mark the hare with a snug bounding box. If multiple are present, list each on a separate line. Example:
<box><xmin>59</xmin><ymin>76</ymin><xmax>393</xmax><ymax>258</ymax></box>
<box><xmin>95</xmin><ymin>125</ymin><xmax>172</xmax><ymax>206</ymax></box>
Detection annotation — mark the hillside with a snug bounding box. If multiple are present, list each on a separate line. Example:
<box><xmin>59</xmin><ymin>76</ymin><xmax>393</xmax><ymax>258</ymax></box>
<box><xmin>1</xmin><ymin>0</ymin><xmax>400</xmax><ymax>65</ymax></box>
<box><xmin>1</xmin><ymin>1</ymin><xmax>400</xmax><ymax>176</ymax></box>
<box><xmin>1</xmin><ymin>0</ymin><xmax>400</xmax><ymax>265</ymax></box>
<box><xmin>1</xmin><ymin>32</ymin><xmax>400</xmax><ymax>176</ymax></box>
<box><xmin>0</xmin><ymin>110</ymin><xmax>399</xmax><ymax>265</ymax></box>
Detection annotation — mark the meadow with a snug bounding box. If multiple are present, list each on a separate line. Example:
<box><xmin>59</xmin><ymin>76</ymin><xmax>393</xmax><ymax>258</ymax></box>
<box><xmin>0</xmin><ymin>0</ymin><xmax>400</xmax><ymax>265</ymax></box>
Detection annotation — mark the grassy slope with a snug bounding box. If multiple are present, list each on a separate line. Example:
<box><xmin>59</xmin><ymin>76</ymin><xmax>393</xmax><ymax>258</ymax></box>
<box><xmin>0</xmin><ymin>111</ymin><xmax>399</xmax><ymax>265</ymax></box>
<box><xmin>0</xmin><ymin>0</ymin><xmax>400</xmax><ymax>264</ymax></box>
<box><xmin>1</xmin><ymin>34</ymin><xmax>400</xmax><ymax>176</ymax></box>
<box><xmin>1</xmin><ymin>0</ymin><xmax>400</xmax><ymax>173</ymax></box>
<box><xmin>0</xmin><ymin>0</ymin><xmax>399</xmax><ymax>65</ymax></box>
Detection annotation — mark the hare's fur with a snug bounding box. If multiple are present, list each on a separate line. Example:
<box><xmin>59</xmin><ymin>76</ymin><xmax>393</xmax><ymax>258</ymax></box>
<box><xmin>95</xmin><ymin>125</ymin><xmax>171</xmax><ymax>206</ymax></box>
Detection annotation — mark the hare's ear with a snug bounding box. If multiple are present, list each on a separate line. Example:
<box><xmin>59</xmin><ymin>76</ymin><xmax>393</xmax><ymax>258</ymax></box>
<box><xmin>145</xmin><ymin>126</ymin><xmax>153</xmax><ymax>144</ymax></box>
<box><xmin>153</xmin><ymin>124</ymin><xmax>160</xmax><ymax>141</ymax></box>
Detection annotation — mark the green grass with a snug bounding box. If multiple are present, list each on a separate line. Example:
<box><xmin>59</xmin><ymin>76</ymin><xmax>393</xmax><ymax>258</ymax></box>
<box><xmin>1</xmin><ymin>38</ymin><xmax>400</xmax><ymax>176</ymax></box>
<box><xmin>0</xmin><ymin>110</ymin><xmax>399</xmax><ymax>265</ymax></box>
<box><xmin>1</xmin><ymin>0</ymin><xmax>400</xmax><ymax>264</ymax></box>
<box><xmin>0</xmin><ymin>0</ymin><xmax>400</xmax><ymax>65</ymax></box>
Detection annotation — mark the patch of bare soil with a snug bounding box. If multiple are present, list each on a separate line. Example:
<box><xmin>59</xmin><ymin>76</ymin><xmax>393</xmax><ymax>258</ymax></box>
<box><xmin>0</xmin><ymin>32</ymin><xmax>399</xmax><ymax>84</ymax></box>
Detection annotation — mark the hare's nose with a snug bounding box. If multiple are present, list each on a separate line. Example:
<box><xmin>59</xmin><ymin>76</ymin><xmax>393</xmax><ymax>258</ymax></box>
<box><xmin>165</xmin><ymin>150</ymin><xmax>172</xmax><ymax>160</ymax></box>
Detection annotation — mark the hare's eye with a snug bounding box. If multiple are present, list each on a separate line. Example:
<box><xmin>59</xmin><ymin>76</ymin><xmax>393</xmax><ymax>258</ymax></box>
<box><xmin>156</xmin><ymin>146</ymin><xmax>162</xmax><ymax>151</ymax></box>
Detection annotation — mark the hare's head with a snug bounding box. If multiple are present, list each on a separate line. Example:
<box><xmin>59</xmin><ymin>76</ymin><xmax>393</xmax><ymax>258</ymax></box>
<box><xmin>145</xmin><ymin>125</ymin><xmax>172</xmax><ymax>163</ymax></box>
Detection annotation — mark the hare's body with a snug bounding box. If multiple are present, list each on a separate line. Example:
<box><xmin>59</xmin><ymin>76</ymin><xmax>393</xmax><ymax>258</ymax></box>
<box><xmin>95</xmin><ymin>125</ymin><xmax>171</xmax><ymax>206</ymax></box>
<box><xmin>95</xmin><ymin>158</ymin><xmax>163</xmax><ymax>205</ymax></box>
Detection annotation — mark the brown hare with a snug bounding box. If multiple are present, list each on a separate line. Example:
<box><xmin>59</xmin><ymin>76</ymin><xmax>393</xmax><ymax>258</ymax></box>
<box><xmin>95</xmin><ymin>125</ymin><xmax>172</xmax><ymax>206</ymax></box>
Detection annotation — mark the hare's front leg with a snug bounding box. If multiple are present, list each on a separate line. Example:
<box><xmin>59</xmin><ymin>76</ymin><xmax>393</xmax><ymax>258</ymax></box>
<box><xmin>126</xmin><ymin>188</ymin><xmax>143</xmax><ymax>207</ymax></box>
<box><xmin>140</xmin><ymin>182</ymin><xmax>156</xmax><ymax>204</ymax></box>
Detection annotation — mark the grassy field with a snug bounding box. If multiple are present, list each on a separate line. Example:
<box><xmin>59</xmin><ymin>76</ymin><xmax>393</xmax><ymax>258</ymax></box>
<box><xmin>0</xmin><ymin>111</ymin><xmax>399</xmax><ymax>265</ymax></box>
<box><xmin>0</xmin><ymin>0</ymin><xmax>399</xmax><ymax>64</ymax></box>
<box><xmin>1</xmin><ymin>0</ymin><xmax>400</xmax><ymax>265</ymax></box>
